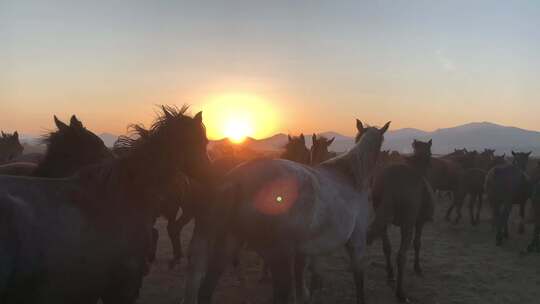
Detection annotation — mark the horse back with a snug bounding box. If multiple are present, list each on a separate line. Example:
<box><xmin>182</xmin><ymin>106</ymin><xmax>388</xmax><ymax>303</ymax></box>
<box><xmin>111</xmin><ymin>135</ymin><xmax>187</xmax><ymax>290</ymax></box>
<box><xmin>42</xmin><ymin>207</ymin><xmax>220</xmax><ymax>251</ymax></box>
<box><xmin>220</xmin><ymin>158</ymin><xmax>363</xmax><ymax>254</ymax></box>
<box><xmin>0</xmin><ymin>162</ymin><xmax>37</xmax><ymax>176</ymax></box>
<box><xmin>486</xmin><ymin>164</ymin><xmax>530</xmax><ymax>204</ymax></box>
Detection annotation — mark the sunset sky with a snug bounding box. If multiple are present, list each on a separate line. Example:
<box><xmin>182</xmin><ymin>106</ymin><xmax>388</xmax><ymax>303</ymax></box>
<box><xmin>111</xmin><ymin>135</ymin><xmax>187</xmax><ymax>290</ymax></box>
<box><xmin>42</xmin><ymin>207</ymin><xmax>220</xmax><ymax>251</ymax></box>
<box><xmin>2</xmin><ymin>1</ymin><xmax>539</xmax><ymax>139</ymax></box>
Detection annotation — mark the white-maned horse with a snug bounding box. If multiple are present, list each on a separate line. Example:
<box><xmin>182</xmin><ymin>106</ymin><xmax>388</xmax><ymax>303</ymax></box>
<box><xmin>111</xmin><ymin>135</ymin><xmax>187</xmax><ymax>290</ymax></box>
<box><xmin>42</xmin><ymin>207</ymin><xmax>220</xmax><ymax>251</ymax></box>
<box><xmin>183</xmin><ymin>120</ymin><xmax>390</xmax><ymax>304</ymax></box>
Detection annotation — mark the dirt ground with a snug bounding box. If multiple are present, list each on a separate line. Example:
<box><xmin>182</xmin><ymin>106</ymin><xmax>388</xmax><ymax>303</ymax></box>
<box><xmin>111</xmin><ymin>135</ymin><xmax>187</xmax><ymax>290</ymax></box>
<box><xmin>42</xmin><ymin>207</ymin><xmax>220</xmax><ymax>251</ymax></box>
<box><xmin>139</xmin><ymin>199</ymin><xmax>540</xmax><ymax>304</ymax></box>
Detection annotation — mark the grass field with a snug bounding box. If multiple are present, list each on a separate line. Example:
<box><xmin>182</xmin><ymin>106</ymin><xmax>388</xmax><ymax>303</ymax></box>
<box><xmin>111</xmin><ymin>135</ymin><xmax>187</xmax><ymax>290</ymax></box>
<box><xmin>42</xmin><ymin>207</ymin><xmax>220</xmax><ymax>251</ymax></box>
<box><xmin>139</xmin><ymin>198</ymin><xmax>540</xmax><ymax>304</ymax></box>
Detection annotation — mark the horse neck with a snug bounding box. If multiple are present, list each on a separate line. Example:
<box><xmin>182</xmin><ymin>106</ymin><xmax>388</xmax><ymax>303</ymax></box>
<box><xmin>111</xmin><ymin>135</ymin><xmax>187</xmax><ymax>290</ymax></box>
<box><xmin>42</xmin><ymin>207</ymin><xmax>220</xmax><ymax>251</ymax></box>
<box><xmin>33</xmin><ymin>154</ymin><xmax>74</xmax><ymax>177</ymax></box>
<box><xmin>321</xmin><ymin>142</ymin><xmax>372</xmax><ymax>190</ymax></box>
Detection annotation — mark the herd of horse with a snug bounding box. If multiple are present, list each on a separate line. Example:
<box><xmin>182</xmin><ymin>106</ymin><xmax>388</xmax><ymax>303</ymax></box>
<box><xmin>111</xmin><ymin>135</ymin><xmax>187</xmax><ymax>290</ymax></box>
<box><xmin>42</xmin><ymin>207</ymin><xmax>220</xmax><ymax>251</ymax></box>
<box><xmin>0</xmin><ymin>107</ymin><xmax>539</xmax><ymax>304</ymax></box>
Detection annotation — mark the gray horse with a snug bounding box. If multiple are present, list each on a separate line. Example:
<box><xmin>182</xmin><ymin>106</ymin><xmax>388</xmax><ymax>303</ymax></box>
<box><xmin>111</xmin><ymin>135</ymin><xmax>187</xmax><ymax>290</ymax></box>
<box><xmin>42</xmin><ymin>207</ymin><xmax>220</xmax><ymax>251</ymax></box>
<box><xmin>183</xmin><ymin>119</ymin><xmax>389</xmax><ymax>304</ymax></box>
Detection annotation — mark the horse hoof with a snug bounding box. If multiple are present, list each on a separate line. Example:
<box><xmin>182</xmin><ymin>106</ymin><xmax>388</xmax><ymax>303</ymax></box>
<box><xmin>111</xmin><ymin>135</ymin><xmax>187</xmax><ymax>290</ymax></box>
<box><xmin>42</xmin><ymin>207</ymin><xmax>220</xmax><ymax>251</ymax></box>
<box><xmin>396</xmin><ymin>293</ymin><xmax>412</xmax><ymax>303</ymax></box>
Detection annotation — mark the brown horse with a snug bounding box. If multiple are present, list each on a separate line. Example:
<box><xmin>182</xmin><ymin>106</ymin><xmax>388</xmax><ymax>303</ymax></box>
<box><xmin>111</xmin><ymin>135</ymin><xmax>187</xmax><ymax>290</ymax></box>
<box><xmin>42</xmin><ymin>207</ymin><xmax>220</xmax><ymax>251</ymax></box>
<box><xmin>527</xmin><ymin>163</ymin><xmax>540</xmax><ymax>252</ymax></box>
<box><xmin>0</xmin><ymin>105</ymin><xmax>212</xmax><ymax>304</ymax></box>
<box><xmin>448</xmin><ymin>152</ymin><xmax>508</xmax><ymax>225</ymax></box>
<box><xmin>367</xmin><ymin>139</ymin><xmax>435</xmax><ymax>303</ymax></box>
<box><xmin>0</xmin><ymin>115</ymin><xmax>112</xmax><ymax>178</ymax></box>
<box><xmin>282</xmin><ymin>133</ymin><xmax>310</xmax><ymax>164</ymax></box>
<box><xmin>0</xmin><ymin>131</ymin><xmax>24</xmax><ymax>164</ymax></box>
<box><xmin>183</xmin><ymin>120</ymin><xmax>389</xmax><ymax>304</ymax></box>
<box><xmin>310</xmin><ymin>134</ymin><xmax>336</xmax><ymax>165</ymax></box>
<box><xmin>485</xmin><ymin>151</ymin><xmax>532</xmax><ymax>246</ymax></box>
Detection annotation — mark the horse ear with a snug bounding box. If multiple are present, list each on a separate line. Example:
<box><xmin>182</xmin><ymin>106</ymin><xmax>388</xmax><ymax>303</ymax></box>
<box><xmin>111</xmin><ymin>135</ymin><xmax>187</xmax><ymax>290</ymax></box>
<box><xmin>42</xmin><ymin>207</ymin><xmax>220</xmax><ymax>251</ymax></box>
<box><xmin>527</xmin><ymin>151</ymin><xmax>532</xmax><ymax>156</ymax></box>
<box><xmin>54</xmin><ymin>115</ymin><xmax>69</xmax><ymax>131</ymax></box>
<box><xmin>194</xmin><ymin>111</ymin><xmax>203</xmax><ymax>123</ymax></box>
<box><xmin>1</xmin><ymin>131</ymin><xmax>6</xmax><ymax>137</ymax></box>
<box><xmin>70</xmin><ymin>115</ymin><xmax>84</xmax><ymax>129</ymax></box>
<box><xmin>380</xmin><ymin>121</ymin><xmax>391</xmax><ymax>134</ymax></box>
<box><xmin>312</xmin><ymin>133</ymin><xmax>317</xmax><ymax>144</ymax></box>
<box><xmin>428</xmin><ymin>139</ymin><xmax>432</xmax><ymax>147</ymax></box>
<box><xmin>356</xmin><ymin>119</ymin><xmax>364</xmax><ymax>134</ymax></box>
<box><xmin>327</xmin><ymin>137</ymin><xmax>335</xmax><ymax>146</ymax></box>
<box><xmin>288</xmin><ymin>134</ymin><xmax>292</xmax><ymax>142</ymax></box>
<box><xmin>299</xmin><ymin>133</ymin><xmax>305</xmax><ymax>144</ymax></box>
<box><xmin>13</xmin><ymin>131</ymin><xmax>19</xmax><ymax>139</ymax></box>
<box><xmin>512</xmin><ymin>151</ymin><xmax>516</xmax><ymax>157</ymax></box>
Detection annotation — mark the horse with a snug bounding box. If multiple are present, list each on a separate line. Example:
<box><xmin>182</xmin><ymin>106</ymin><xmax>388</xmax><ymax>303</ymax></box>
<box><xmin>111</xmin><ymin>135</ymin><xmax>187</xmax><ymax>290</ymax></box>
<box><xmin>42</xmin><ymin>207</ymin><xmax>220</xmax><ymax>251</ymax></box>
<box><xmin>0</xmin><ymin>105</ymin><xmax>212</xmax><ymax>303</ymax></box>
<box><xmin>282</xmin><ymin>133</ymin><xmax>310</xmax><ymax>165</ymax></box>
<box><xmin>0</xmin><ymin>131</ymin><xmax>24</xmax><ymax>164</ymax></box>
<box><xmin>367</xmin><ymin>139</ymin><xmax>435</xmax><ymax>302</ymax></box>
<box><xmin>426</xmin><ymin>150</ymin><xmax>464</xmax><ymax>211</ymax></box>
<box><xmin>527</xmin><ymin>163</ymin><xmax>540</xmax><ymax>252</ymax></box>
<box><xmin>448</xmin><ymin>153</ymin><xmax>508</xmax><ymax>225</ymax></box>
<box><xmin>183</xmin><ymin>119</ymin><xmax>390</xmax><ymax>304</ymax></box>
<box><xmin>0</xmin><ymin>115</ymin><xmax>112</xmax><ymax>178</ymax></box>
<box><xmin>485</xmin><ymin>151</ymin><xmax>532</xmax><ymax>246</ymax></box>
<box><xmin>310</xmin><ymin>134</ymin><xmax>336</xmax><ymax>166</ymax></box>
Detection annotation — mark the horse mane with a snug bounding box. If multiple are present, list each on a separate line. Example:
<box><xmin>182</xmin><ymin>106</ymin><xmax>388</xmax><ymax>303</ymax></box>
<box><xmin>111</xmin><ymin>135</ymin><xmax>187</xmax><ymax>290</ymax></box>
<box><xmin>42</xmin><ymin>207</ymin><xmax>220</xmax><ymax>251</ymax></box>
<box><xmin>114</xmin><ymin>105</ymin><xmax>192</xmax><ymax>153</ymax></box>
<box><xmin>80</xmin><ymin>105</ymin><xmax>202</xmax><ymax>216</ymax></box>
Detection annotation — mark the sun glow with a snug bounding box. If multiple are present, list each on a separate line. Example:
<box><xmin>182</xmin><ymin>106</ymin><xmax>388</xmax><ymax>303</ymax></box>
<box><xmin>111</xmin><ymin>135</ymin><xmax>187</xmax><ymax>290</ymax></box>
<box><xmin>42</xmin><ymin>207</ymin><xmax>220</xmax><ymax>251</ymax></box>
<box><xmin>224</xmin><ymin>118</ymin><xmax>252</xmax><ymax>143</ymax></box>
<box><xmin>197</xmin><ymin>93</ymin><xmax>278</xmax><ymax>142</ymax></box>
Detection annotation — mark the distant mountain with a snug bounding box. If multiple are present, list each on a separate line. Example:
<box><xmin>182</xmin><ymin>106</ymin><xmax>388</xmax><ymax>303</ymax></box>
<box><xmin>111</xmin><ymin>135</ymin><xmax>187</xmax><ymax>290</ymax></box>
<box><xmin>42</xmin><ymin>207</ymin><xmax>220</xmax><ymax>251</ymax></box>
<box><xmin>230</xmin><ymin>122</ymin><xmax>540</xmax><ymax>156</ymax></box>
<box><xmin>16</xmin><ymin>122</ymin><xmax>540</xmax><ymax>156</ymax></box>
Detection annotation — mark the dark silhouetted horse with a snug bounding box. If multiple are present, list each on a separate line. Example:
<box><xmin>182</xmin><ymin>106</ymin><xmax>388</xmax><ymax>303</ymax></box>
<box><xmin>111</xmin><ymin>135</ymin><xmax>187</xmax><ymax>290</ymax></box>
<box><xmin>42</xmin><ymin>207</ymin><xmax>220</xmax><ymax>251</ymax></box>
<box><xmin>0</xmin><ymin>131</ymin><xmax>23</xmax><ymax>164</ymax></box>
<box><xmin>310</xmin><ymin>134</ymin><xmax>336</xmax><ymax>166</ymax></box>
<box><xmin>0</xmin><ymin>115</ymin><xmax>112</xmax><ymax>177</ymax></box>
<box><xmin>527</xmin><ymin>163</ymin><xmax>540</xmax><ymax>252</ymax></box>
<box><xmin>0</xmin><ymin>105</ymin><xmax>211</xmax><ymax>303</ymax></box>
<box><xmin>485</xmin><ymin>151</ymin><xmax>532</xmax><ymax>246</ymax></box>
<box><xmin>367</xmin><ymin>139</ymin><xmax>435</xmax><ymax>302</ymax></box>
<box><xmin>183</xmin><ymin>120</ymin><xmax>389</xmax><ymax>304</ymax></box>
<box><xmin>282</xmin><ymin>133</ymin><xmax>310</xmax><ymax>165</ymax></box>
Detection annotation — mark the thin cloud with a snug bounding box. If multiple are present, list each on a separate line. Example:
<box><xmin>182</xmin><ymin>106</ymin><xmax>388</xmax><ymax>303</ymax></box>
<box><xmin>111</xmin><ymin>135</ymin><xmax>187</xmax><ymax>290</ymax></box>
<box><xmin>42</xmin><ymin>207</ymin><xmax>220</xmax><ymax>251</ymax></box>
<box><xmin>436</xmin><ymin>50</ymin><xmax>456</xmax><ymax>72</ymax></box>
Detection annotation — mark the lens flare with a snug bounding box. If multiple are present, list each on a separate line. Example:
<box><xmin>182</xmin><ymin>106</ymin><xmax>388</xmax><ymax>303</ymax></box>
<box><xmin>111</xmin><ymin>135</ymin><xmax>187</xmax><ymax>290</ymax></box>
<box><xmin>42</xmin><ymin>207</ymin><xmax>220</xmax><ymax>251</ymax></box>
<box><xmin>253</xmin><ymin>176</ymin><xmax>299</xmax><ymax>215</ymax></box>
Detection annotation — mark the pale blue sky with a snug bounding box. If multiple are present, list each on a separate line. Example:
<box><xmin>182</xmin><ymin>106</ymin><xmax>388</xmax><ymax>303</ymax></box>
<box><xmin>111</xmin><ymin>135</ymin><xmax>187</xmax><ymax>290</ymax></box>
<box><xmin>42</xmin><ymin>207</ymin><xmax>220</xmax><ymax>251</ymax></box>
<box><xmin>1</xmin><ymin>0</ymin><xmax>539</xmax><ymax>137</ymax></box>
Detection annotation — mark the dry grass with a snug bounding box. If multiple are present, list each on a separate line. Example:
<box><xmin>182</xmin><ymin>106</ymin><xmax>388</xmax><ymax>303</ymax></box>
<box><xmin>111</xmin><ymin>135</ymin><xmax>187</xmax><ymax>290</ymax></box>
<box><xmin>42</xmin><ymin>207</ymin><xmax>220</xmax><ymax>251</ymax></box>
<box><xmin>139</xmin><ymin>198</ymin><xmax>540</xmax><ymax>304</ymax></box>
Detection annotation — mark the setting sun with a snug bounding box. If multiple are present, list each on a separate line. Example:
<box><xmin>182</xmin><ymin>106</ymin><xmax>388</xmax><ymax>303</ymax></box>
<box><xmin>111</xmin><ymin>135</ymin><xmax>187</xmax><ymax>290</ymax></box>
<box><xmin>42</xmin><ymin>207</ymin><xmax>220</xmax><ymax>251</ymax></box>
<box><xmin>197</xmin><ymin>93</ymin><xmax>278</xmax><ymax>142</ymax></box>
<box><xmin>224</xmin><ymin>118</ymin><xmax>253</xmax><ymax>143</ymax></box>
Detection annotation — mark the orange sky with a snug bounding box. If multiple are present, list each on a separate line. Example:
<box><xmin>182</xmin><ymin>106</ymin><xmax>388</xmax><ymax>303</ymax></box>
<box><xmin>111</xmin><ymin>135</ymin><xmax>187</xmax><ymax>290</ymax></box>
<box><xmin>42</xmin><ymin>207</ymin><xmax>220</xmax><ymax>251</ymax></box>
<box><xmin>2</xmin><ymin>1</ymin><xmax>540</xmax><ymax>138</ymax></box>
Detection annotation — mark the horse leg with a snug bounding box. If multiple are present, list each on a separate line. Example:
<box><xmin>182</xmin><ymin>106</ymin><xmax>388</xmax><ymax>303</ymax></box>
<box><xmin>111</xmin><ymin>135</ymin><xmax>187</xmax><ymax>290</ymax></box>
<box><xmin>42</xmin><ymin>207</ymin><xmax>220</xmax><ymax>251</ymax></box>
<box><xmin>413</xmin><ymin>221</ymin><xmax>425</xmax><ymax>277</ymax></box>
<box><xmin>198</xmin><ymin>233</ymin><xmax>239</xmax><ymax>304</ymax></box>
<box><xmin>453</xmin><ymin>191</ymin><xmax>466</xmax><ymax>224</ymax></box>
<box><xmin>468</xmin><ymin>193</ymin><xmax>476</xmax><ymax>226</ymax></box>
<box><xmin>474</xmin><ymin>192</ymin><xmax>483</xmax><ymax>225</ymax></box>
<box><xmin>527</xmin><ymin>224</ymin><xmax>540</xmax><ymax>252</ymax></box>
<box><xmin>308</xmin><ymin>256</ymin><xmax>324</xmax><ymax>293</ymax></box>
<box><xmin>345</xmin><ymin>242</ymin><xmax>367</xmax><ymax>304</ymax></box>
<box><xmin>444</xmin><ymin>200</ymin><xmax>455</xmax><ymax>221</ymax></box>
<box><xmin>268</xmin><ymin>253</ymin><xmax>293</xmax><ymax>304</ymax></box>
<box><xmin>169</xmin><ymin>210</ymin><xmax>194</xmax><ymax>269</ymax></box>
<box><xmin>294</xmin><ymin>252</ymin><xmax>310</xmax><ymax>304</ymax></box>
<box><xmin>518</xmin><ymin>202</ymin><xmax>526</xmax><ymax>234</ymax></box>
<box><xmin>381</xmin><ymin>226</ymin><xmax>395</xmax><ymax>284</ymax></box>
<box><xmin>396</xmin><ymin>226</ymin><xmax>414</xmax><ymax>303</ymax></box>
